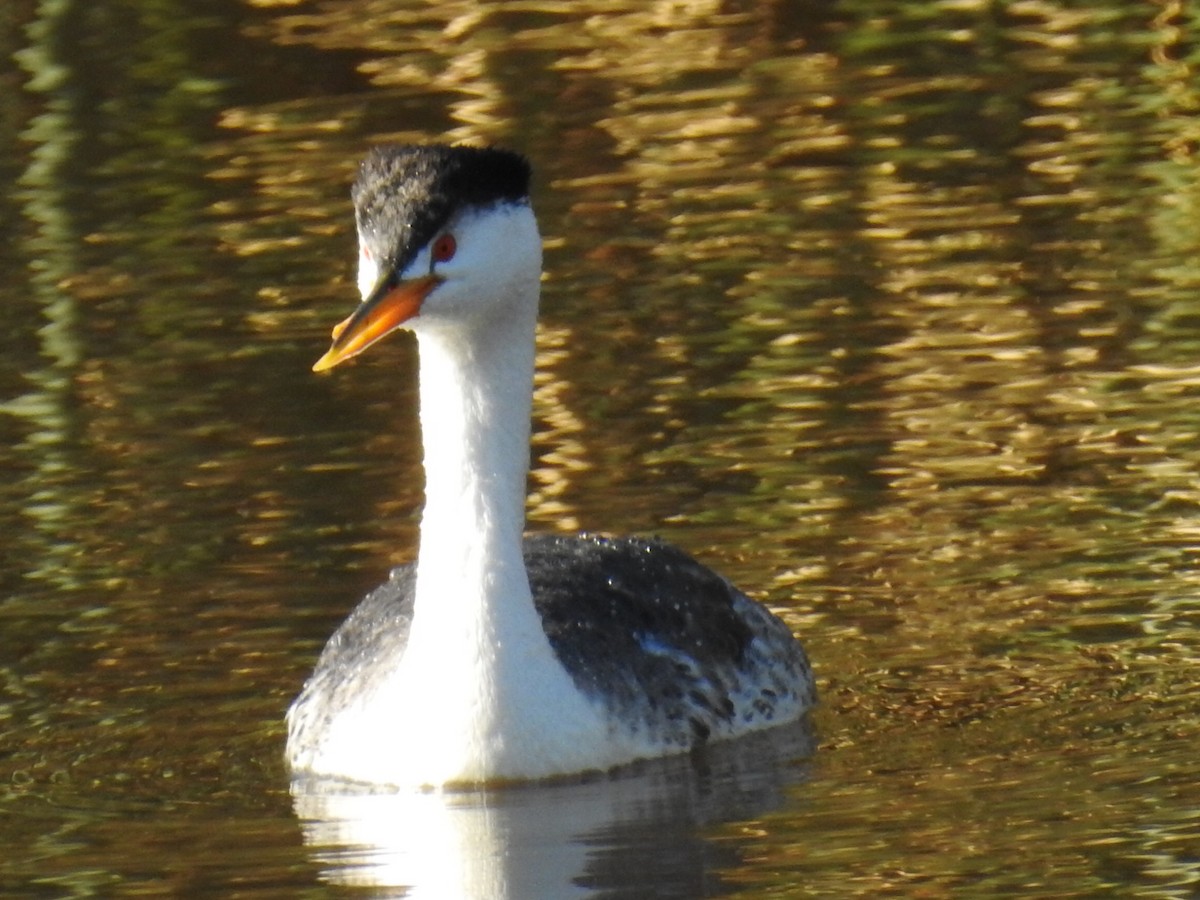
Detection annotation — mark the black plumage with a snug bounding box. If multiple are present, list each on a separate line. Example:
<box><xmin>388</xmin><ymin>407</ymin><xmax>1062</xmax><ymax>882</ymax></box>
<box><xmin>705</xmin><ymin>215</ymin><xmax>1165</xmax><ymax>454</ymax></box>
<box><xmin>353</xmin><ymin>145</ymin><xmax>531</xmax><ymax>276</ymax></box>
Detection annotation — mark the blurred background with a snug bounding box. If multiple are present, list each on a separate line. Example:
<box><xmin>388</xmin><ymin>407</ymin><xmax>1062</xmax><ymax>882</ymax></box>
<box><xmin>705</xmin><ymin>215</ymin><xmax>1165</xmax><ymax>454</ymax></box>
<box><xmin>2</xmin><ymin>0</ymin><xmax>1199</xmax><ymax>896</ymax></box>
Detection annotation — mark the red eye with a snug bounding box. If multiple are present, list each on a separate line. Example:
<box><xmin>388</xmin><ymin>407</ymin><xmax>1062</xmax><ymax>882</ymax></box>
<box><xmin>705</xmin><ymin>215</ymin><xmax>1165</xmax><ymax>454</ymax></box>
<box><xmin>432</xmin><ymin>233</ymin><xmax>457</xmax><ymax>263</ymax></box>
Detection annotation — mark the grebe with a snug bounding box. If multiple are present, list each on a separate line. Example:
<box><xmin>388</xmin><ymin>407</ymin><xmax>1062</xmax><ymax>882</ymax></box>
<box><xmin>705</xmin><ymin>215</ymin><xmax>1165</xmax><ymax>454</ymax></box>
<box><xmin>286</xmin><ymin>144</ymin><xmax>815</xmax><ymax>787</ymax></box>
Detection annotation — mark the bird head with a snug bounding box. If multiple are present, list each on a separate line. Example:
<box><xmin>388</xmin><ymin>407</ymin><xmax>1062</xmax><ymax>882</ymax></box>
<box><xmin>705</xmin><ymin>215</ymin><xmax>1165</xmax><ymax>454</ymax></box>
<box><xmin>314</xmin><ymin>144</ymin><xmax>540</xmax><ymax>372</ymax></box>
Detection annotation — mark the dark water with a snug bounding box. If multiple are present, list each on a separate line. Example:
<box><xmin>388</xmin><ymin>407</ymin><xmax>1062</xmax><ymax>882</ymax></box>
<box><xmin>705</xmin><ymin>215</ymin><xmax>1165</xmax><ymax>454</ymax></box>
<box><xmin>3</xmin><ymin>0</ymin><xmax>1200</xmax><ymax>896</ymax></box>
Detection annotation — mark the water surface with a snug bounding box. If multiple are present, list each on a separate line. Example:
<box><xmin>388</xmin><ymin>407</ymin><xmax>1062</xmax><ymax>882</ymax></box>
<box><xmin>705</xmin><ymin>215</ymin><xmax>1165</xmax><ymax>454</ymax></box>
<box><xmin>3</xmin><ymin>0</ymin><xmax>1200</xmax><ymax>896</ymax></box>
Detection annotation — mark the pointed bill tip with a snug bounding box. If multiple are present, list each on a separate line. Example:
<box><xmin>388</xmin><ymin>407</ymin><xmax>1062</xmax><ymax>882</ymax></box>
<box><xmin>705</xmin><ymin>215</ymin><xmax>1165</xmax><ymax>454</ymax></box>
<box><xmin>312</xmin><ymin>350</ymin><xmax>339</xmax><ymax>373</ymax></box>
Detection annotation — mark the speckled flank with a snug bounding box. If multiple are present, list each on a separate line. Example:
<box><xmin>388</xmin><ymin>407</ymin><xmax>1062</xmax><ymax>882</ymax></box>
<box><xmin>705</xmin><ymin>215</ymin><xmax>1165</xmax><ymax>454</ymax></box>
<box><xmin>286</xmin><ymin>566</ymin><xmax>416</xmax><ymax>763</ymax></box>
<box><xmin>527</xmin><ymin>534</ymin><xmax>815</xmax><ymax>749</ymax></box>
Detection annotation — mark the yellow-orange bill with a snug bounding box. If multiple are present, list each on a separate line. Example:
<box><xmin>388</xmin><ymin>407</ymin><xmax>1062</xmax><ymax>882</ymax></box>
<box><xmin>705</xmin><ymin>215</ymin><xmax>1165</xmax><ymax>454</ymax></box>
<box><xmin>313</xmin><ymin>274</ymin><xmax>440</xmax><ymax>372</ymax></box>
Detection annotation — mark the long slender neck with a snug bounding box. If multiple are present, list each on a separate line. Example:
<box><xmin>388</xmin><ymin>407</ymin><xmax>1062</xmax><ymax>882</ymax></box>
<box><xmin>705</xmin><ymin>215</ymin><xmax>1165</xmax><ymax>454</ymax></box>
<box><xmin>410</xmin><ymin>306</ymin><xmax>538</xmax><ymax>639</ymax></box>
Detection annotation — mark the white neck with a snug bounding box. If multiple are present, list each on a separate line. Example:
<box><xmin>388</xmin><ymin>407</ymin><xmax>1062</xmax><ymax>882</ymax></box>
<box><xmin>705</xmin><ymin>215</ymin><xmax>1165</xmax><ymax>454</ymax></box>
<box><xmin>396</xmin><ymin>298</ymin><xmax>617</xmax><ymax>784</ymax></box>
<box><xmin>410</xmin><ymin>307</ymin><xmax>539</xmax><ymax>650</ymax></box>
<box><xmin>406</xmin><ymin>202</ymin><xmax>546</xmax><ymax>672</ymax></box>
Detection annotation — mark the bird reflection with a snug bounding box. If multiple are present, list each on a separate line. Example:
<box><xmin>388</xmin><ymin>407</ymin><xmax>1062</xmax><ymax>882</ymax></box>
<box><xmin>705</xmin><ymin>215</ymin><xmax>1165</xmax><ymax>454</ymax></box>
<box><xmin>291</xmin><ymin>720</ymin><xmax>814</xmax><ymax>898</ymax></box>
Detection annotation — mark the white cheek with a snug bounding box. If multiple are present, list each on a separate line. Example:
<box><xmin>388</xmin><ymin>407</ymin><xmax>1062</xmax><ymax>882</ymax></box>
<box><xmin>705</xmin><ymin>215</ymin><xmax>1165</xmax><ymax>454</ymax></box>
<box><xmin>357</xmin><ymin>243</ymin><xmax>379</xmax><ymax>300</ymax></box>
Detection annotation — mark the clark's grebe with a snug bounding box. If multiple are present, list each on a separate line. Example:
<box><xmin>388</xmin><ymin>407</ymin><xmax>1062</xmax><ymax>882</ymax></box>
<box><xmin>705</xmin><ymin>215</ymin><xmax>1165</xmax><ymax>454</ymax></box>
<box><xmin>286</xmin><ymin>144</ymin><xmax>815</xmax><ymax>787</ymax></box>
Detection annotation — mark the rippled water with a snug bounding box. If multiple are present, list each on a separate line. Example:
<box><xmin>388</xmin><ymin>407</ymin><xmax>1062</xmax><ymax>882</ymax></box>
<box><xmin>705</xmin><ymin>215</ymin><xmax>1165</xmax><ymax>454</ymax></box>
<box><xmin>3</xmin><ymin>0</ymin><xmax>1200</xmax><ymax>896</ymax></box>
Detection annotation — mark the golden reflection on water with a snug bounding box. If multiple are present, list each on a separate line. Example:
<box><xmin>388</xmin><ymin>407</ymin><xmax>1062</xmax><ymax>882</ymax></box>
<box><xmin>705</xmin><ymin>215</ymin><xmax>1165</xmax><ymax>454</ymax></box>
<box><xmin>4</xmin><ymin>0</ymin><xmax>1200</xmax><ymax>895</ymax></box>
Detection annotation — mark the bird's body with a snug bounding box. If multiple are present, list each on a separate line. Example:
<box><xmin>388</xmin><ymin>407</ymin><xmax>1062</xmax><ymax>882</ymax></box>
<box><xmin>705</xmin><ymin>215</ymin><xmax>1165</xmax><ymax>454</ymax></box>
<box><xmin>286</xmin><ymin>144</ymin><xmax>815</xmax><ymax>787</ymax></box>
